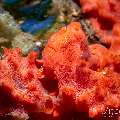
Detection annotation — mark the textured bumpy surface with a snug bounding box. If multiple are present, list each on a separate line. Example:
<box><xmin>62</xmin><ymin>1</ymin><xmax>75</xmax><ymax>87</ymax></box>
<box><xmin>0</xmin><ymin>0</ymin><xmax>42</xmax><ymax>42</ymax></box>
<box><xmin>80</xmin><ymin>0</ymin><xmax>120</xmax><ymax>46</ymax></box>
<box><xmin>0</xmin><ymin>22</ymin><xmax>120</xmax><ymax>120</ymax></box>
<box><xmin>43</xmin><ymin>22</ymin><xmax>120</xmax><ymax>119</ymax></box>
<box><xmin>0</xmin><ymin>48</ymin><xmax>56</xmax><ymax>119</ymax></box>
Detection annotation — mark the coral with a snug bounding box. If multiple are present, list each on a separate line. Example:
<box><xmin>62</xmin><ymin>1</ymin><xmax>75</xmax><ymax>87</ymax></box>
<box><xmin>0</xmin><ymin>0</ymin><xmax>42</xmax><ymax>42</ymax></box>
<box><xmin>80</xmin><ymin>0</ymin><xmax>120</xmax><ymax>46</ymax></box>
<box><xmin>1</xmin><ymin>0</ymin><xmax>58</xmax><ymax>39</ymax></box>
<box><xmin>0</xmin><ymin>22</ymin><xmax>120</xmax><ymax>120</ymax></box>
<box><xmin>43</xmin><ymin>22</ymin><xmax>120</xmax><ymax>119</ymax></box>
<box><xmin>0</xmin><ymin>48</ymin><xmax>56</xmax><ymax>119</ymax></box>
<box><xmin>0</xmin><ymin>8</ymin><xmax>20</xmax><ymax>40</ymax></box>
<box><xmin>0</xmin><ymin>0</ymin><xmax>120</xmax><ymax>119</ymax></box>
<box><xmin>12</xmin><ymin>32</ymin><xmax>37</xmax><ymax>55</ymax></box>
<box><xmin>0</xmin><ymin>0</ymin><xmax>81</xmax><ymax>55</ymax></box>
<box><xmin>52</xmin><ymin>0</ymin><xmax>81</xmax><ymax>22</ymax></box>
<box><xmin>0</xmin><ymin>8</ymin><xmax>39</xmax><ymax>55</ymax></box>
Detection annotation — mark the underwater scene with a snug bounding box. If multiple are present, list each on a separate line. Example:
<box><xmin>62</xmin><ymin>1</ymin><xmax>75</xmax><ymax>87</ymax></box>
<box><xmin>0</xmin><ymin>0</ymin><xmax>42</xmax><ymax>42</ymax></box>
<box><xmin>0</xmin><ymin>0</ymin><xmax>120</xmax><ymax>120</ymax></box>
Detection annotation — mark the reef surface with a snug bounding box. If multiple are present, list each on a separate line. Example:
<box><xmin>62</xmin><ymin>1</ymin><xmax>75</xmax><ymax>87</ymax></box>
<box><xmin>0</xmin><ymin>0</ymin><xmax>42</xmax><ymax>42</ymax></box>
<box><xmin>0</xmin><ymin>0</ymin><xmax>120</xmax><ymax>120</ymax></box>
<box><xmin>0</xmin><ymin>22</ymin><xmax>120</xmax><ymax>120</ymax></box>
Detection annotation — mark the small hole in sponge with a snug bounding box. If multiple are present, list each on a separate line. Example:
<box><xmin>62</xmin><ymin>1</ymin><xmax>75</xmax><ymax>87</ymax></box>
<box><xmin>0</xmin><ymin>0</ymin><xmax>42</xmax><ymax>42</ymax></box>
<box><xmin>98</xmin><ymin>17</ymin><xmax>114</xmax><ymax>30</ymax></box>
<box><xmin>101</xmin><ymin>42</ymin><xmax>111</xmax><ymax>49</ymax></box>
<box><xmin>40</xmin><ymin>78</ymin><xmax>59</xmax><ymax>96</ymax></box>
<box><xmin>45</xmin><ymin>99</ymin><xmax>53</xmax><ymax>110</ymax></box>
